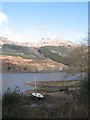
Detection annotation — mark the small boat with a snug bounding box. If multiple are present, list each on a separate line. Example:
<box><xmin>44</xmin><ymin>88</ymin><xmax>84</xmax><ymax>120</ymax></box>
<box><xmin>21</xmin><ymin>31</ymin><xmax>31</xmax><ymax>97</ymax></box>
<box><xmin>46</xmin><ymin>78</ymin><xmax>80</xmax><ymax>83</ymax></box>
<box><xmin>32</xmin><ymin>75</ymin><xmax>44</xmax><ymax>99</ymax></box>
<box><xmin>32</xmin><ymin>92</ymin><xmax>44</xmax><ymax>99</ymax></box>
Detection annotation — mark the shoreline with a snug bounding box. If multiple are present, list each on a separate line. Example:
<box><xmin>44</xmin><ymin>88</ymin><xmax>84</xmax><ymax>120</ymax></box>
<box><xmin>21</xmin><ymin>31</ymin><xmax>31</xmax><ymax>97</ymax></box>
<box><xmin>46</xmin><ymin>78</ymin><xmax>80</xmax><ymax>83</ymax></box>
<box><xmin>1</xmin><ymin>70</ymin><xmax>67</xmax><ymax>74</ymax></box>
<box><xmin>24</xmin><ymin>80</ymin><xmax>81</xmax><ymax>95</ymax></box>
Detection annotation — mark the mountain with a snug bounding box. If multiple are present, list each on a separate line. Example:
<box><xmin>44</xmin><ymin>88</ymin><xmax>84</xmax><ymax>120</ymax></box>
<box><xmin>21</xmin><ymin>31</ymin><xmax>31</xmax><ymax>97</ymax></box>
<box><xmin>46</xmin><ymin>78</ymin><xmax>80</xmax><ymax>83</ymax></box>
<box><xmin>0</xmin><ymin>36</ymin><xmax>78</xmax><ymax>73</ymax></box>
<box><xmin>37</xmin><ymin>37</ymin><xmax>78</xmax><ymax>47</ymax></box>
<box><xmin>2</xmin><ymin>44</ymin><xmax>71</xmax><ymax>65</ymax></box>
<box><xmin>0</xmin><ymin>36</ymin><xmax>79</xmax><ymax>47</ymax></box>
<box><xmin>0</xmin><ymin>37</ymin><xmax>33</xmax><ymax>47</ymax></box>
<box><xmin>1</xmin><ymin>44</ymin><xmax>68</xmax><ymax>73</ymax></box>
<box><xmin>0</xmin><ymin>37</ymin><xmax>14</xmax><ymax>46</ymax></box>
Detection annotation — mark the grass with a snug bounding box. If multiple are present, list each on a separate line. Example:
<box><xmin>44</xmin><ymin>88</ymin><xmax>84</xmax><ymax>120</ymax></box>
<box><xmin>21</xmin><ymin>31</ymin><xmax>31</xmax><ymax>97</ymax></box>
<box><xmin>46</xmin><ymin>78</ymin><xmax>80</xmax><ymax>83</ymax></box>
<box><xmin>24</xmin><ymin>80</ymin><xmax>81</xmax><ymax>93</ymax></box>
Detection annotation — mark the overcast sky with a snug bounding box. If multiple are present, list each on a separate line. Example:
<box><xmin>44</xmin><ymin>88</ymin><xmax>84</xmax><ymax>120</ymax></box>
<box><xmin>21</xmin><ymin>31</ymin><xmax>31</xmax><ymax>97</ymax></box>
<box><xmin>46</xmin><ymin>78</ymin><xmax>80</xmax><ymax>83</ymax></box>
<box><xmin>0</xmin><ymin>2</ymin><xmax>88</xmax><ymax>43</ymax></box>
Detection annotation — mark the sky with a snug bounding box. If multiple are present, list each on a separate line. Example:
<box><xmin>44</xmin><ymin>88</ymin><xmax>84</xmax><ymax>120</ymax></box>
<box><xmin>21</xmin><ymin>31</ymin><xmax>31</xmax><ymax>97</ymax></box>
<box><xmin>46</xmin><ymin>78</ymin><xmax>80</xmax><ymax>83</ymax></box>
<box><xmin>0</xmin><ymin>2</ymin><xmax>88</xmax><ymax>44</ymax></box>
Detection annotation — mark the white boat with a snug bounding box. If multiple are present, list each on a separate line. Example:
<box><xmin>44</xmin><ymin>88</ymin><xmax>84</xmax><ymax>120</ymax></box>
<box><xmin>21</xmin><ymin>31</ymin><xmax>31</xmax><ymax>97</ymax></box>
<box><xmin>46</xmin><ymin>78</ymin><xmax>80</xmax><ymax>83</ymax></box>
<box><xmin>32</xmin><ymin>92</ymin><xmax>43</xmax><ymax>99</ymax></box>
<box><xmin>32</xmin><ymin>75</ymin><xmax>44</xmax><ymax>99</ymax></box>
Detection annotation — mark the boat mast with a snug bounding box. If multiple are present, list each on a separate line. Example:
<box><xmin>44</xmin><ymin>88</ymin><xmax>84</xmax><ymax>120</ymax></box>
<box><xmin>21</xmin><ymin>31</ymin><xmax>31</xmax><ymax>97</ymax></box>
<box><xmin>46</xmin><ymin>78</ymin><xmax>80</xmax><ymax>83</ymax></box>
<box><xmin>34</xmin><ymin>75</ymin><xmax>36</xmax><ymax>92</ymax></box>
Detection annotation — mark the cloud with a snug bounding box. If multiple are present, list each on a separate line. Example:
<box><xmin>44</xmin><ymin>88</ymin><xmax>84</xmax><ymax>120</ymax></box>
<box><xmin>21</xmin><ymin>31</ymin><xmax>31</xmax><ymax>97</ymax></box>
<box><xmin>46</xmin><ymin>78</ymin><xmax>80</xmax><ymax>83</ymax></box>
<box><xmin>25</xmin><ymin>28</ymin><xmax>37</xmax><ymax>33</ymax></box>
<box><xmin>0</xmin><ymin>26</ymin><xmax>25</xmax><ymax>42</ymax></box>
<box><xmin>30</xmin><ymin>30</ymin><xmax>37</xmax><ymax>33</ymax></box>
<box><xmin>0</xmin><ymin>12</ymin><xmax>25</xmax><ymax>42</ymax></box>
<box><xmin>0</xmin><ymin>11</ymin><xmax>8</xmax><ymax>25</ymax></box>
<box><xmin>13</xmin><ymin>34</ymin><xmax>25</xmax><ymax>42</ymax></box>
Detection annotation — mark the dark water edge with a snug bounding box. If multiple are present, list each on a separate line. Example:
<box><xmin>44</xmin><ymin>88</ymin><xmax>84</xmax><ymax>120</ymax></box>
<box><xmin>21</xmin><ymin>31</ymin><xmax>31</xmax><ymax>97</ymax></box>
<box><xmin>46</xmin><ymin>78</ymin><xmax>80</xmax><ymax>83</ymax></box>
<box><xmin>1</xmin><ymin>69</ymin><xmax>66</xmax><ymax>74</ymax></box>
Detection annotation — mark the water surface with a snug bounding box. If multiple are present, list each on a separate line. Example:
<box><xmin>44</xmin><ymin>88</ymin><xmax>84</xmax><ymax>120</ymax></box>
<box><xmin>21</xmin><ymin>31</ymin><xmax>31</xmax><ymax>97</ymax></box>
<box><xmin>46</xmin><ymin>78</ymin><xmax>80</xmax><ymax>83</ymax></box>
<box><xmin>1</xmin><ymin>72</ymin><xmax>83</xmax><ymax>94</ymax></box>
<box><xmin>2</xmin><ymin>72</ymin><xmax>68</xmax><ymax>94</ymax></box>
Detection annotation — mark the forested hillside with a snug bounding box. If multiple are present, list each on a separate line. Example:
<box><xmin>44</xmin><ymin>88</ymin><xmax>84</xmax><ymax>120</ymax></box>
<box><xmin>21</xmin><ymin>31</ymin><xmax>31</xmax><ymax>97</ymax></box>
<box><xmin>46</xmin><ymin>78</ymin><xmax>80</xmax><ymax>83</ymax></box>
<box><xmin>1</xmin><ymin>44</ymin><xmax>68</xmax><ymax>73</ymax></box>
<box><xmin>38</xmin><ymin>46</ymin><xmax>72</xmax><ymax>65</ymax></box>
<box><xmin>0</xmin><ymin>37</ymin><xmax>81</xmax><ymax>73</ymax></box>
<box><xmin>2</xmin><ymin>44</ymin><xmax>45</xmax><ymax>60</ymax></box>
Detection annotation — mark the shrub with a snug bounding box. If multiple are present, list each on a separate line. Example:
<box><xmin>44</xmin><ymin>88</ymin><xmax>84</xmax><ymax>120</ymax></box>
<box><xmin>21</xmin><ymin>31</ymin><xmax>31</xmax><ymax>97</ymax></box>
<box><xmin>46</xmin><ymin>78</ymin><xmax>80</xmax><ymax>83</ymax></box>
<box><xmin>2</xmin><ymin>87</ymin><xmax>29</xmax><ymax>118</ymax></box>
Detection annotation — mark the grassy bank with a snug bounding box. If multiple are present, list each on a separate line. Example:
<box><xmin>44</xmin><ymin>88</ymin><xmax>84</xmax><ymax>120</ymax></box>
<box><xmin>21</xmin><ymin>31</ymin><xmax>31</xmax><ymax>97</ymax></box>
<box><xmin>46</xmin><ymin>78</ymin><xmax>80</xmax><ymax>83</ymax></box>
<box><xmin>24</xmin><ymin>80</ymin><xmax>81</xmax><ymax>94</ymax></box>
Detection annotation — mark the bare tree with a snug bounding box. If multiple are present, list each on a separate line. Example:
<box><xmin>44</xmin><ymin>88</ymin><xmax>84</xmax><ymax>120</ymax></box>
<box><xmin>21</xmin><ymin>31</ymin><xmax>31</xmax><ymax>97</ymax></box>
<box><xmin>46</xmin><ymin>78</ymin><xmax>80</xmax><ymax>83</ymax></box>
<box><xmin>67</xmin><ymin>41</ymin><xmax>88</xmax><ymax>75</ymax></box>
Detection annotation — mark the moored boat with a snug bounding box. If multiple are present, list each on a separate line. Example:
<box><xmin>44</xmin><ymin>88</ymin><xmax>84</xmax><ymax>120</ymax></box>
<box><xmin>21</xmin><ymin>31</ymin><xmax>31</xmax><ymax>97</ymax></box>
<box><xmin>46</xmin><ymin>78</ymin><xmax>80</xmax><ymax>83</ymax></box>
<box><xmin>32</xmin><ymin>92</ymin><xmax>44</xmax><ymax>99</ymax></box>
<box><xmin>32</xmin><ymin>75</ymin><xmax>44</xmax><ymax>99</ymax></box>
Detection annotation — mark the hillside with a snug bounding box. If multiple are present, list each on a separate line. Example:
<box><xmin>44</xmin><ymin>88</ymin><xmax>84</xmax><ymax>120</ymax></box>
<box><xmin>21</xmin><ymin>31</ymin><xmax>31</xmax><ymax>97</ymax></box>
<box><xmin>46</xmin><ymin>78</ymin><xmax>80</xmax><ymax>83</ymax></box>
<box><xmin>0</xmin><ymin>37</ymin><xmax>79</xmax><ymax>73</ymax></box>
<box><xmin>1</xmin><ymin>55</ymin><xmax>68</xmax><ymax>73</ymax></box>
<box><xmin>2</xmin><ymin>44</ymin><xmax>45</xmax><ymax>60</ymax></box>
<box><xmin>0</xmin><ymin>44</ymin><xmax>68</xmax><ymax>73</ymax></box>
<box><xmin>2</xmin><ymin>44</ymin><xmax>72</xmax><ymax>65</ymax></box>
<box><xmin>38</xmin><ymin>46</ymin><xmax>72</xmax><ymax>65</ymax></box>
